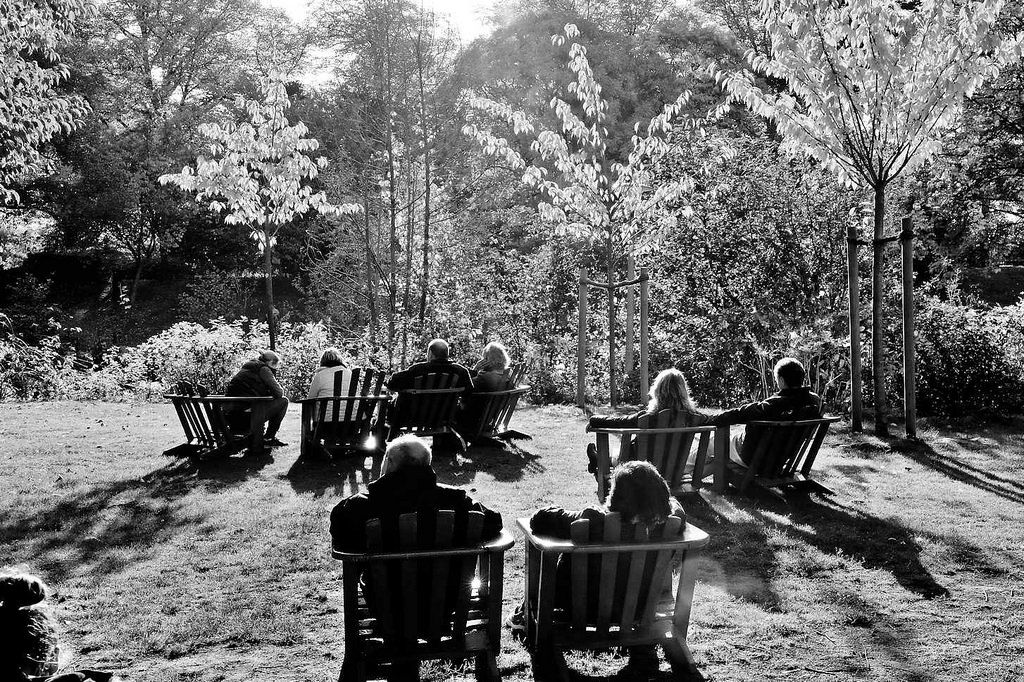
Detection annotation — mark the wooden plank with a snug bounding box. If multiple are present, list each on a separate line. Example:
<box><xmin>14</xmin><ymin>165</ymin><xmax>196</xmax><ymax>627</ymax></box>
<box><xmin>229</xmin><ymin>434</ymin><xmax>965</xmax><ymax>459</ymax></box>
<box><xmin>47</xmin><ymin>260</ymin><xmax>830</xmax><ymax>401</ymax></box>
<box><xmin>570</xmin><ymin>519</ymin><xmax>590</xmax><ymax>635</ymax></box>
<box><xmin>427</xmin><ymin>511</ymin><xmax>455</xmax><ymax>640</ymax></box>
<box><xmin>640</xmin><ymin>516</ymin><xmax>680</xmax><ymax>627</ymax></box>
<box><xmin>399</xmin><ymin>513</ymin><xmax>419</xmax><ymax>642</ymax></box>
<box><xmin>595</xmin><ymin>514</ymin><xmax>621</xmax><ymax>637</ymax></box>
<box><xmin>453</xmin><ymin>512</ymin><xmax>484</xmax><ymax>638</ymax></box>
<box><xmin>365</xmin><ymin>520</ymin><xmax>396</xmax><ymax>640</ymax></box>
<box><xmin>617</xmin><ymin>524</ymin><xmax>649</xmax><ymax>635</ymax></box>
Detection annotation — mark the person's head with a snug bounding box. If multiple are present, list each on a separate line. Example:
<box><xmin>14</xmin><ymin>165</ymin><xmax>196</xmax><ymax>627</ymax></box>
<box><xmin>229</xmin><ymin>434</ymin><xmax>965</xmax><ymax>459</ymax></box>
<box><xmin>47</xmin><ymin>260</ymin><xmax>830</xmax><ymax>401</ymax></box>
<box><xmin>381</xmin><ymin>435</ymin><xmax>432</xmax><ymax>475</ymax></box>
<box><xmin>607</xmin><ymin>461</ymin><xmax>673</xmax><ymax>529</ymax></box>
<box><xmin>774</xmin><ymin>357</ymin><xmax>806</xmax><ymax>389</ymax></box>
<box><xmin>427</xmin><ymin>339</ymin><xmax>449</xmax><ymax>362</ymax></box>
<box><xmin>647</xmin><ymin>368</ymin><xmax>696</xmax><ymax>413</ymax></box>
<box><xmin>0</xmin><ymin>571</ymin><xmax>59</xmax><ymax>680</ymax></box>
<box><xmin>319</xmin><ymin>347</ymin><xmax>345</xmax><ymax>368</ymax></box>
<box><xmin>258</xmin><ymin>350</ymin><xmax>281</xmax><ymax>371</ymax></box>
<box><xmin>479</xmin><ymin>342</ymin><xmax>510</xmax><ymax>371</ymax></box>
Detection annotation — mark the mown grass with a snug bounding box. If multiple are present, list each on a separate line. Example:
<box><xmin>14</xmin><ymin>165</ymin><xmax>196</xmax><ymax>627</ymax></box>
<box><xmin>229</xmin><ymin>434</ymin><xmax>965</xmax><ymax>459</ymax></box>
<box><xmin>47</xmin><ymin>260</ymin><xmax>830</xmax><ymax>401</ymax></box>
<box><xmin>1</xmin><ymin>401</ymin><xmax>1023</xmax><ymax>682</ymax></box>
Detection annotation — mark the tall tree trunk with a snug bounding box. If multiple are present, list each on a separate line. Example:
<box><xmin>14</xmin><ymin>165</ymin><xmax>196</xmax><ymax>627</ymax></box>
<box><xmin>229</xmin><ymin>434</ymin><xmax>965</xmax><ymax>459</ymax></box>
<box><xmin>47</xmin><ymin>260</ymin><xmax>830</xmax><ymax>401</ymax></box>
<box><xmin>402</xmin><ymin>168</ymin><xmax>415</xmax><ymax>365</ymax></box>
<box><xmin>363</xmin><ymin>187</ymin><xmax>378</xmax><ymax>347</ymax></box>
<box><xmin>607</xmin><ymin>235</ymin><xmax>617</xmax><ymax>406</ymax></box>
<box><xmin>417</xmin><ymin>47</ymin><xmax>432</xmax><ymax>324</ymax></box>
<box><xmin>872</xmin><ymin>183</ymin><xmax>888</xmax><ymax>436</ymax></box>
<box><xmin>386</xmin><ymin>114</ymin><xmax>398</xmax><ymax>365</ymax></box>
<box><xmin>263</xmin><ymin>231</ymin><xmax>276</xmax><ymax>351</ymax></box>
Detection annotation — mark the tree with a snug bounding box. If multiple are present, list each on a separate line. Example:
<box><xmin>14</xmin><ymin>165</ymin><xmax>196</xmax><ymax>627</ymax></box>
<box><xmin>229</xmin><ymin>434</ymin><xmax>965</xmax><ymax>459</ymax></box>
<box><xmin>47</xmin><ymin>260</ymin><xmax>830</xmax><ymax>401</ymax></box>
<box><xmin>464</xmin><ymin>23</ymin><xmax>704</xmax><ymax>404</ymax></box>
<box><xmin>714</xmin><ymin>0</ymin><xmax>1023</xmax><ymax>435</ymax></box>
<box><xmin>160</xmin><ymin>74</ymin><xmax>361</xmax><ymax>349</ymax></box>
<box><xmin>0</xmin><ymin>0</ymin><xmax>93</xmax><ymax>204</ymax></box>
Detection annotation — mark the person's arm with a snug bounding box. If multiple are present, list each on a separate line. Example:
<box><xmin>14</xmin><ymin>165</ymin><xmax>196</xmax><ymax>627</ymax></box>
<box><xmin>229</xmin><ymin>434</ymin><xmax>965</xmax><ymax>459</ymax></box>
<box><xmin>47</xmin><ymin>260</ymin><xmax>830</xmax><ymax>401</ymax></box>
<box><xmin>330</xmin><ymin>496</ymin><xmax>368</xmax><ymax>552</ymax></box>
<box><xmin>528</xmin><ymin>507</ymin><xmax>585</xmax><ymax>539</ymax></box>
<box><xmin>259</xmin><ymin>365</ymin><xmax>285</xmax><ymax>399</ymax></box>
<box><xmin>386</xmin><ymin>369</ymin><xmax>410</xmax><ymax>391</ymax></box>
<box><xmin>586</xmin><ymin>411</ymin><xmax>642</xmax><ymax>431</ymax></box>
<box><xmin>711</xmin><ymin>399</ymin><xmax>769</xmax><ymax>426</ymax></box>
<box><xmin>467</xmin><ymin>497</ymin><xmax>504</xmax><ymax>541</ymax></box>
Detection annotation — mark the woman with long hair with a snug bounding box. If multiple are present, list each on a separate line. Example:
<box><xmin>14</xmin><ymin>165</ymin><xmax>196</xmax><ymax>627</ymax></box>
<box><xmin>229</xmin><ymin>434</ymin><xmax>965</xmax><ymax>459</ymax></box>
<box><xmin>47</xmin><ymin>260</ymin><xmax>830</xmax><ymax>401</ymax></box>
<box><xmin>584</xmin><ymin>368</ymin><xmax>710</xmax><ymax>474</ymax></box>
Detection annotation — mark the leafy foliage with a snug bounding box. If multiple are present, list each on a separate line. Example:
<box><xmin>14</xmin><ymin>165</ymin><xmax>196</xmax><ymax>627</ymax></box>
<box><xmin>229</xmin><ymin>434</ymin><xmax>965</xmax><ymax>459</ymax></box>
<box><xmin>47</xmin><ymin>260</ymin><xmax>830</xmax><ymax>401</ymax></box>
<box><xmin>0</xmin><ymin>0</ymin><xmax>94</xmax><ymax>203</ymax></box>
<box><xmin>916</xmin><ymin>295</ymin><xmax>1024</xmax><ymax>418</ymax></box>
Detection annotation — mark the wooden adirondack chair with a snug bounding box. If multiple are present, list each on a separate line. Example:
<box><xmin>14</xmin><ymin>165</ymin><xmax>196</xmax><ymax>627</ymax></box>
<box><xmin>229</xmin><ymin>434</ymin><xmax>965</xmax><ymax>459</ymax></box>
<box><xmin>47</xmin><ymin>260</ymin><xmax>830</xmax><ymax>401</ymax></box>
<box><xmin>516</xmin><ymin>514</ymin><xmax>710</xmax><ymax>680</ymax></box>
<box><xmin>388</xmin><ymin>372</ymin><xmax>468</xmax><ymax>451</ymax></box>
<box><xmin>716</xmin><ymin>416</ymin><xmax>841</xmax><ymax>494</ymax></box>
<box><xmin>334</xmin><ymin>510</ymin><xmax>514</xmax><ymax>682</ymax></box>
<box><xmin>300</xmin><ymin>368</ymin><xmax>389</xmax><ymax>458</ymax></box>
<box><xmin>164</xmin><ymin>381</ymin><xmax>271</xmax><ymax>457</ymax></box>
<box><xmin>465</xmin><ymin>362</ymin><xmax>531</xmax><ymax>443</ymax></box>
<box><xmin>589</xmin><ymin>410</ymin><xmax>726</xmax><ymax>502</ymax></box>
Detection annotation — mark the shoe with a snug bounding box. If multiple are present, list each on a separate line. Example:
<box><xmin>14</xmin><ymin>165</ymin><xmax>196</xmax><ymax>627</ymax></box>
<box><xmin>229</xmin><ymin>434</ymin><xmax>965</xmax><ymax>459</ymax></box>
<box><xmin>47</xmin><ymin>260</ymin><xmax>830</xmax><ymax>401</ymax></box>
<box><xmin>263</xmin><ymin>436</ymin><xmax>288</xmax><ymax>447</ymax></box>
<box><xmin>586</xmin><ymin>443</ymin><xmax>598</xmax><ymax>473</ymax></box>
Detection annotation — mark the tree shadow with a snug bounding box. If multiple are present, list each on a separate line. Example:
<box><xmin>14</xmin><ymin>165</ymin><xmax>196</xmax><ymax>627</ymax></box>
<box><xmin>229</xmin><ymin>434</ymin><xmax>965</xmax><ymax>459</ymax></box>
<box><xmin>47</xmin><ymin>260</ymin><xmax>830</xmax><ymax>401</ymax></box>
<box><xmin>458</xmin><ymin>439</ymin><xmax>545</xmax><ymax>483</ymax></box>
<box><xmin>680</xmin><ymin>494</ymin><xmax>784</xmax><ymax>609</ymax></box>
<box><xmin>285</xmin><ymin>451</ymin><xmax>382</xmax><ymax>499</ymax></box>
<box><xmin>761</xmin><ymin>492</ymin><xmax>957</xmax><ymax>598</ymax></box>
<box><xmin>894</xmin><ymin>438</ymin><xmax>1024</xmax><ymax>506</ymax></box>
<box><xmin>1</xmin><ymin>454</ymin><xmax>273</xmax><ymax>583</ymax></box>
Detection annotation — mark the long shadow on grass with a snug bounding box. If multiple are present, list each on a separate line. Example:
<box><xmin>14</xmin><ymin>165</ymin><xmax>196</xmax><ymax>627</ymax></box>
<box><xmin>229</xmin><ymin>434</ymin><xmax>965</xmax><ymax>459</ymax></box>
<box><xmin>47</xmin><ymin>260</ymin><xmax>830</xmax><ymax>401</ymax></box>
<box><xmin>0</xmin><ymin>454</ymin><xmax>272</xmax><ymax>582</ymax></box>
<box><xmin>682</xmin><ymin>495</ymin><xmax>785</xmax><ymax>609</ymax></box>
<box><xmin>760</xmin><ymin>493</ymin><xmax>956</xmax><ymax>598</ymax></box>
<box><xmin>894</xmin><ymin>438</ymin><xmax>1024</xmax><ymax>507</ymax></box>
<box><xmin>285</xmin><ymin>439</ymin><xmax>543</xmax><ymax>498</ymax></box>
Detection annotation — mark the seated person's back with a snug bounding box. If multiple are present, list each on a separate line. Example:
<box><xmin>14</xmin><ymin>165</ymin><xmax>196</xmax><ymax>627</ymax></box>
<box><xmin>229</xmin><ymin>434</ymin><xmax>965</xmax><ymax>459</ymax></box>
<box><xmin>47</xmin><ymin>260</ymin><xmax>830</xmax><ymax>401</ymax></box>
<box><xmin>330</xmin><ymin>435</ymin><xmax>503</xmax><ymax>634</ymax></box>
<box><xmin>712</xmin><ymin>357</ymin><xmax>821</xmax><ymax>464</ymax></box>
<box><xmin>529</xmin><ymin>461</ymin><xmax>686</xmax><ymax>620</ymax></box>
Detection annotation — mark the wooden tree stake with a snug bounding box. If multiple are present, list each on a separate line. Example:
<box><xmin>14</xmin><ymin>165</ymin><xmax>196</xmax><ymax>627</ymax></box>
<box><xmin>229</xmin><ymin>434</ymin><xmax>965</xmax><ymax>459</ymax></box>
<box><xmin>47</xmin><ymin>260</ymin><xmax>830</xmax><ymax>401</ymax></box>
<box><xmin>901</xmin><ymin>217</ymin><xmax>917</xmax><ymax>438</ymax></box>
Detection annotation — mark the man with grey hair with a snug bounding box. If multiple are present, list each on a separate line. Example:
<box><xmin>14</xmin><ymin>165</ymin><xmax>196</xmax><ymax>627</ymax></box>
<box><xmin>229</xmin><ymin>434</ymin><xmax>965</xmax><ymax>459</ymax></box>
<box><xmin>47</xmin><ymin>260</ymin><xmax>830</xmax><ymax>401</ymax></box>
<box><xmin>386</xmin><ymin>338</ymin><xmax>473</xmax><ymax>392</ymax></box>
<box><xmin>330</xmin><ymin>434</ymin><xmax>501</xmax><ymax>552</ymax></box>
<box><xmin>225</xmin><ymin>349</ymin><xmax>289</xmax><ymax>447</ymax></box>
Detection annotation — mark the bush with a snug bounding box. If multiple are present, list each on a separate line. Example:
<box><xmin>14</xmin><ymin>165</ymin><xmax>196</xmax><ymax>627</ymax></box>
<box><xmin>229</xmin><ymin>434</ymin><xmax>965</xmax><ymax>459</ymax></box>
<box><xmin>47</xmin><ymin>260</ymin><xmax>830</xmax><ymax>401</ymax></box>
<box><xmin>915</xmin><ymin>296</ymin><xmax>1024</xmax><ymax>418</ymax></box>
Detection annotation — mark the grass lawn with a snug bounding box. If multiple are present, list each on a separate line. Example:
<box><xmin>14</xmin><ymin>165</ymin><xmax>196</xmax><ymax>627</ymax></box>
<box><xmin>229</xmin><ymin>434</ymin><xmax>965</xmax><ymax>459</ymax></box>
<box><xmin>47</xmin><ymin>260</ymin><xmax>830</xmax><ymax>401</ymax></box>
<box><xmin>2</xmin><ymin>401</ymin><xmax>1023</xmax><ymax>682</ymax></box>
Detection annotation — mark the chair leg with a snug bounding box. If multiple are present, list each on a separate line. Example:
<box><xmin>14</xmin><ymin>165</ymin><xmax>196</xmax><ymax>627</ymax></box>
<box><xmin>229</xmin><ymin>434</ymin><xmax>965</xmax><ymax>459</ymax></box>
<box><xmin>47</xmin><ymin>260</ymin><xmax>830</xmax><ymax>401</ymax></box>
<box><xmin>475</xmin><ymin>651</ymin><xmax>500</xmax><ymax>682</ymax></box>
<box><xmin>339</xmin><ymin>655</ymin><xmax>367</xmax><ymax>682</ymax></box>
<box><xmin>663</xmin><ymin>632</ymin><xmax>698</xmax><ymax>676</ymax></box>
<box><xmin>532</xmin><ymin>646</ymin><xmax>570</xmax><ymax>682</ymax></box>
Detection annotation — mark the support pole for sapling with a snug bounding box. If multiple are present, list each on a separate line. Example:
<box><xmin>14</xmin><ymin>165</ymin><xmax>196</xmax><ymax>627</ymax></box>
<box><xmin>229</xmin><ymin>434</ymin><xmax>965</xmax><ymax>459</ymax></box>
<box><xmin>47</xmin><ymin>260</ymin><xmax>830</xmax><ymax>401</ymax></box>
<box><xmin>901</xmin><ymin>216</ymin><xmax>917</xmax><ymax>439</ymax></box>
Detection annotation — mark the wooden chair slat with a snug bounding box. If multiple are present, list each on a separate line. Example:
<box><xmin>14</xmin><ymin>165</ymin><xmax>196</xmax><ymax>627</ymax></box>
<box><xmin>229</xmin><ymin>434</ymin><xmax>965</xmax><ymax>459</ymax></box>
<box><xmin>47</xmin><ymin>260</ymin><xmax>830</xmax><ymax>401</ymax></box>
<box><xmin>365</xmin><ymin>519</ymin><xmax>397</xmax><ymax>640</ymax></box>
<box><xmin>398</xmin><ymin>513</ymin><xmax>419</xmax><ymax>642</ymax></box>
<box><xmin>427</xmin><ymin>511</ymin><xmax>456</xmax><ymax>639</ymax></box>
<box><xmin>595</xmin><ymin>515</ymin><xmax>622</xmax><ymax>636</ymax></box>
<box><xmin>452</xmin><ymin>511</ymin><xmax>484</xmax><ymax>637</ymax></box>
<box><xmin>617</xmin><ymin>525</ymin><xmax>650</xmax><ymax>633</ymax></box>
<box><xmin>639</xmin><ymin>516</ymin><xmax>681</xmax><ymax>627</ymax></box>
<box><xmin>725</xmin><ymin>417</ymin><xmax>840</xmax><ymax>494</ymax></box>
<box><xmin>570</xmin><ymin>519</ymin><xmax>590</xmax><ymax>635</ymax></box>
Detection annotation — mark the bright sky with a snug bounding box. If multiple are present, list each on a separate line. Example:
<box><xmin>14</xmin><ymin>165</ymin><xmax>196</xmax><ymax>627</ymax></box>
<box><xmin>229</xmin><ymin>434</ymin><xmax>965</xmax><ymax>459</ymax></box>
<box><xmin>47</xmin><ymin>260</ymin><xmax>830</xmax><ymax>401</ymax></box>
<box><xmin>262</xmin><ymin>0</ymin><xmax>496</xmax><ymax>42</ymax></box>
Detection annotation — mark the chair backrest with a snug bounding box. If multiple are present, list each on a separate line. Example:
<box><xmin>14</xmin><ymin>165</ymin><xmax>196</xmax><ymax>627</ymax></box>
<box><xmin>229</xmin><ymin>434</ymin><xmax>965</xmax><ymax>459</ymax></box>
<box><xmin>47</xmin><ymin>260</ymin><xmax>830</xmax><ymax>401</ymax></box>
<box><xmin>505</xmin><ymin>362</ymin><xmax>528</xmax><ymax>388</ymax></box>
<box><xmin>564</xmin><ymin>513</ymin><xmax>685</xmax><ymax>635</ymax></box>
<box><xmin>323</xmin><ymin>367</ymin><xmax>386</xmax><ymax>423</ymax></box>
<box><xmin>472</xmin><ymin>386</ymin><xmax>529</xmax><ymax>438</ymax></box>
<box><xmin>394</xmin><ymin>372</ymin><xmax>465</xmax><ymax>431</ymax></box>
<box><xmin>741</xmin><ymin>416</ymin><xmax>840</xmax><ymax>482</ymax></box>
<box><xmin>360</xmin><ymin>510</ymin><xmax>486</xmax><ymax>643</ymax></box>
<box><xmin>631</xmin><ymin>410</ymin><xmax>713</xmax><ymax>491</ymax></box>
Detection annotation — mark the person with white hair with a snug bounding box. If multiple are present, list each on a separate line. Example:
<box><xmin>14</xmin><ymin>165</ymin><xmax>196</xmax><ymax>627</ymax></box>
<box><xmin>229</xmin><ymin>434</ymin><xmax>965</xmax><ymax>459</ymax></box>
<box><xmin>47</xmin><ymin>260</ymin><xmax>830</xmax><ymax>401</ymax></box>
<box><xmin>329</xmin><ymin>435</ymin><xmax>502</xmax><ymax>552</ymax></box>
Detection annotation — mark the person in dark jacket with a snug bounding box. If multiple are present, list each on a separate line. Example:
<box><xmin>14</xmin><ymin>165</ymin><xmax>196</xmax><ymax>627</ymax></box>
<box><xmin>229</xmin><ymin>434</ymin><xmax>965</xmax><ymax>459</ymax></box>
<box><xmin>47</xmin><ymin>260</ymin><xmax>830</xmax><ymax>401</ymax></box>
<box><xmin>330</xmin><ymin>434</ymin><xmax>502</xmax><ymax>552</ymax></box>
<box><xmin>712</xmin><ymin>357</ymin><xmax>821</xmax><ymax>464</ymax></box>
<box><xmin>330</xmin><ymin>435</ymin><xmax>503</xmax><ymax>649</ymax></box>
<box><xmin>225</xmin><ymin>350</ymin><xmax>289</xmax><ymax>447</ymax></box>
<box><xmin>386</xmin><ymin>339</ymin><xmax>474</xmax><ymax>450</ymax></box>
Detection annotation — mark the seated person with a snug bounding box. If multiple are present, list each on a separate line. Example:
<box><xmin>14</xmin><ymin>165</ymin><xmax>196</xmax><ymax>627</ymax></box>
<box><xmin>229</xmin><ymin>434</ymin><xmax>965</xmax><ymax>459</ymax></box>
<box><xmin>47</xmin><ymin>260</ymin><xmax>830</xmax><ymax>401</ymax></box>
<box><xmin>305</xmin><ymin>348</ymin><xmax>357</xmax><ymax>448</ymax></box>
<box><xmin>330</xmin><ymin>435</ymin><xmax>503</xmax><ymax>636</ymax></box>
<box><xmin>386</xmin><ymin>339</ymin><xmax>473</xmax><ymax>444</ymax></box>
<box><xmin>585</xmin><ymin>368</ymin><xmax>711</xmax><ymax>477</ymax></box>
<box><xmin>224</xmin><ymin>350</ymin><xmax>289</xmax><ymax>448</ymax></box>
<box><xmin>458</xmin><ymin>341</ymin><xmax>513</xmax><ymax>436</ymax></box>
<box><xmin>712</xmin><ymin>357</ymin><xmax>822</xmax><ymax>464</ymax></box>
<box><xmin>527</xmin><ymin>461</ymin><xmax>685</xmax><ymax>670</ymax></box>
<box><xmin>471</xmin><ymin>341</ymin><xmax>512</xmax><ymax>392</ymax></box>
<box><xmin>1</xmin><ymin>569</ymin><xmax>113</xmax><ymax>682</ymax></box>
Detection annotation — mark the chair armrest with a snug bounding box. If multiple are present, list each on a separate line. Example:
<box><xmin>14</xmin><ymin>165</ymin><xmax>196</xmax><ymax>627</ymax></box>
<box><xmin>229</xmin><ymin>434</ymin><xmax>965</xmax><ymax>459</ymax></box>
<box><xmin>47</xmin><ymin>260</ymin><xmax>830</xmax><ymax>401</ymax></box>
<box><xmin>333</xmin><ymin>528</ymin><xmax>515</xmax><ymax>562</ymax></box>
<box><xmin>471</xmin><ymin>386</ymin><xmax>531</xmax><ymax>397</ymax></box>
<box><xmin>745</xmin><ymin>416</ymin><xmax>841</xmax><ymax>427</ymax></box>
<box><xmin>517</xmin><ymin>517</ymin><xmax>710</xmax><ymax>552</ymax></box>
<box><xmin>299</xmin><ymin>395</ymin><xmax>391</xmax><ymax>405</ymax></box>
<box><xmin>200</xmin><ymin>396</ymin><xmax>276</xmax><ymax>403</ymax></box>
<box><xmin>587</xmin><ymin>425</ymin><xmax>717</xmax><ymax>436</ymax></box>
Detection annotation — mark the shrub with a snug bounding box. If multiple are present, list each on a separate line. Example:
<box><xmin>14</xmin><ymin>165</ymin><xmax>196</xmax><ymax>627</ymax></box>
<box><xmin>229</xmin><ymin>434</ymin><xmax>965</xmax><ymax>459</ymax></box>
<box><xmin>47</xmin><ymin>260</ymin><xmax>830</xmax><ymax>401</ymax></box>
<box><xmin>915</xmin><ymin>296</ymin><xmax>1024</xmax><ymax>418</ymax></box>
